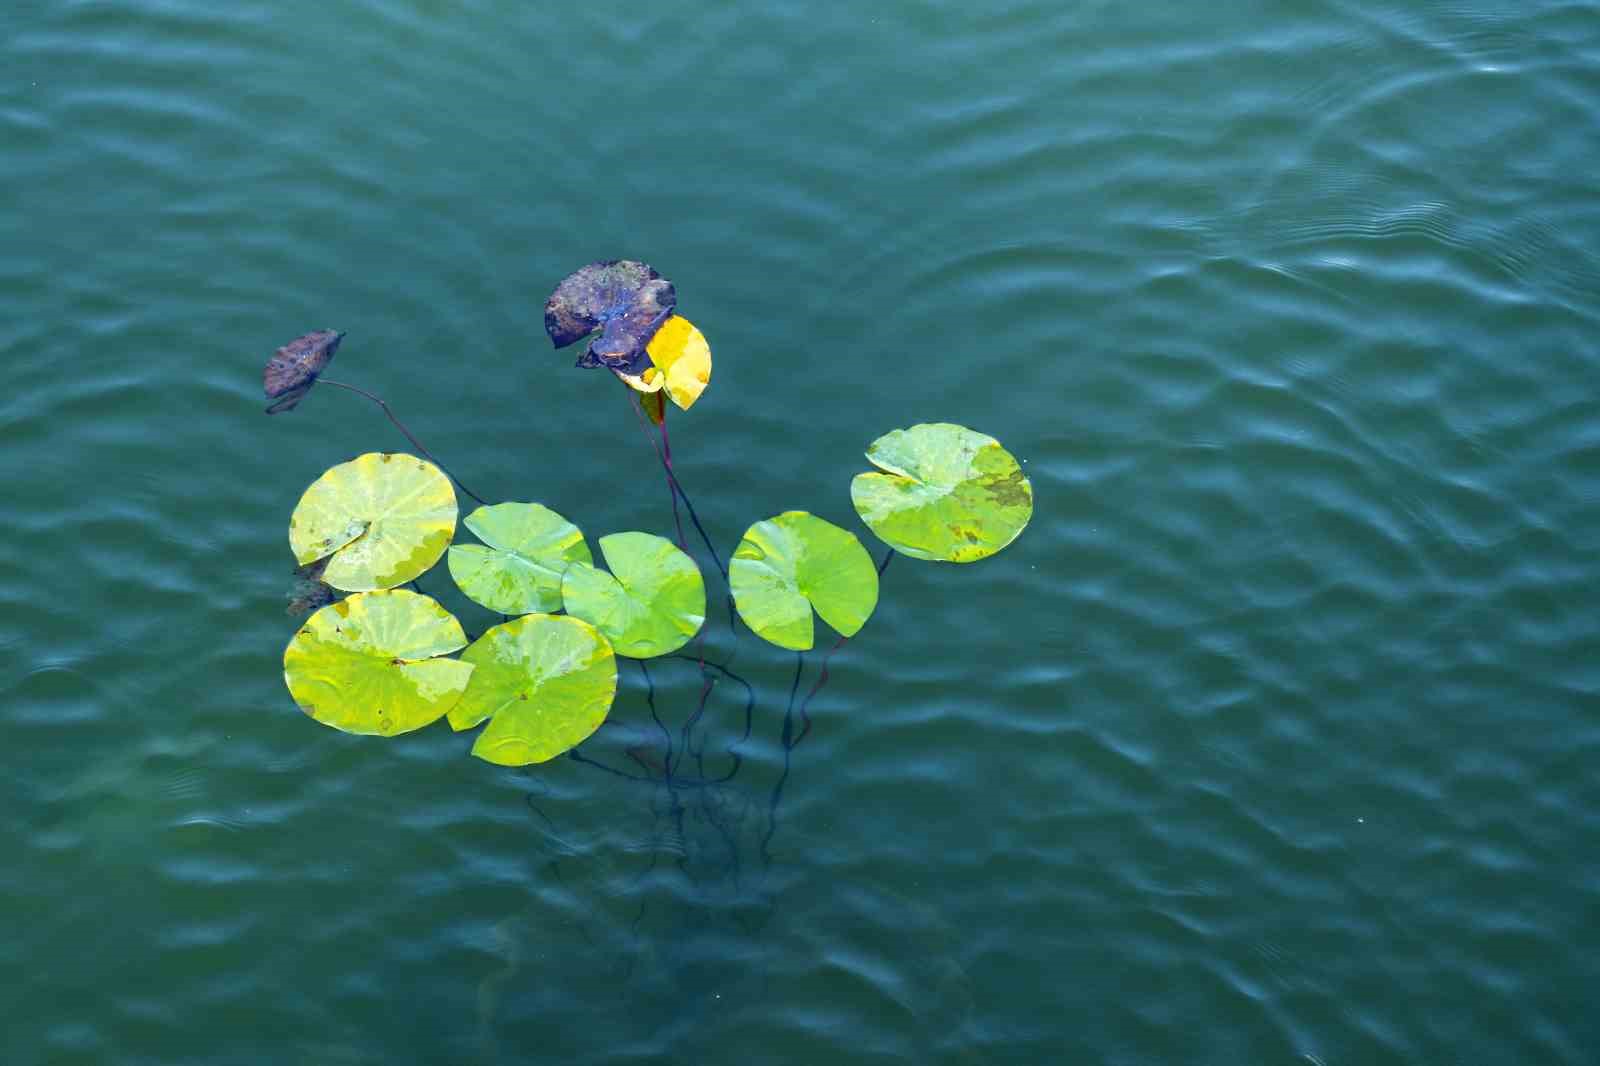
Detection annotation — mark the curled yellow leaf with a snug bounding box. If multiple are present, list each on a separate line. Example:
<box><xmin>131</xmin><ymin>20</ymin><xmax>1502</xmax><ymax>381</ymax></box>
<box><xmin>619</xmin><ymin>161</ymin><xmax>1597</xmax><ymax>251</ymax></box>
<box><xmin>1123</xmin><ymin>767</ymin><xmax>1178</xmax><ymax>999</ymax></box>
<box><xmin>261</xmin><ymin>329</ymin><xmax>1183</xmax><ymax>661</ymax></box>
<box><xmin>615</xmin><ymin>363</ymin><xmax>663</xmax><ymax>394</ymax></box>
<box><xmin>645</xmin><ymin>315</ymin><xmax>711</xmax><ymax>410</ymax></box>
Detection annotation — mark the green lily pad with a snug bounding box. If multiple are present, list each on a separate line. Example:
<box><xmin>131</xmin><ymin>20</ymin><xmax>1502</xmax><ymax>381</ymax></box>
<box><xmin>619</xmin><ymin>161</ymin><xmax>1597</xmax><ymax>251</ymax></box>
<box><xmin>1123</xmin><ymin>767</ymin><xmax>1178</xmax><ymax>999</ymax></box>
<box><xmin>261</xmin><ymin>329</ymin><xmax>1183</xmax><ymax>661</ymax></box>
<box><xmin>561</xmin><ymin>532</ymin><xmax>705</xmax><ymax>658</ymax></box>
<box><xmin>729</xmin><ymin>511</ymin><xmax>878</xmax><ymax>651</ymax></box>
<box><xmin>447</xmin><ymin>502</ymin><xmax>591</xmax><ymax>615</ymax></box>
<box><xmin>850</xmin><ymin>423</ymin><xmax>1033</xmax><ymax>563</ymax></box>
<box><xmin>449</xmin><ymin>614</ymin><xmax>618</xmax><ymax>766</ymax></box>
<box><xmin>282</xmin><ymin>589</ymin><xmax>474</xmax><ymax>737</ymax></box>
<box><xmin>289</xmin><ymin>452</ymin><xmax>458</xmax><ymax>591</ymax></box>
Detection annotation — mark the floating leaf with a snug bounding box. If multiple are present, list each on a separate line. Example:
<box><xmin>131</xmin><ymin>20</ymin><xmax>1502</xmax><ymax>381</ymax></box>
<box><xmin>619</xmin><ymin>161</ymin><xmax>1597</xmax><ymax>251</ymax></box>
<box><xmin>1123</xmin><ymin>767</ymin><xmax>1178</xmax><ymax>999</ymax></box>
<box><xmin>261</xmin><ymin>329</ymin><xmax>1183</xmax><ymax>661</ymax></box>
<box><xmin>449</xmin><ymin>614</ymin><xmax>618</xmax><ymax>766</ymax></box>
<box><xmin>285</xmin><ymin>558</ymin><xmax>337</xmax><ymax>617</ymax></box>
<box><xmin>544</xmin><ymin>260</ymin><xmax>675</xmax><ymax>376</ymax></box>
<box><xmin>264</xmin><ymin>329</ymin><xmax>343</xmax><ymax>414</ymax></box>
<box><xmin>289</xmin><ymin>452</ymin><xmax>457</xmax><ymax>591</ymax></box>
<box><xmin>616</xmin><ymin>364</ymin><xmax>664</xmax><ymax>394</ymax></box>
<box><xmin>282</xmin><ymin>589</ymin><xmax>473</xmax><ymax>736</ymax></box>
<box><xmin>644</xmin><ymin>315</ymin><xmax>711</xmax><ymax>410</ymax></box>
<box><xmin>561</xmin><ymin>532</ymin><xmax>705</xmax><ymax>658</ymax></box>
<box><xmin>729</xmin><ymin>511</ymin><xmax>878</xmax><ymax>651</ymax></box>
<box><xmin>447</xmin><ymin>502</ymin><xmax>591</xmax><ymax>615</ymax></box>
<box><xmin>850</xmin><ymin>423</ymin><xmax>1032</xmax><ymax>563</ymax></box>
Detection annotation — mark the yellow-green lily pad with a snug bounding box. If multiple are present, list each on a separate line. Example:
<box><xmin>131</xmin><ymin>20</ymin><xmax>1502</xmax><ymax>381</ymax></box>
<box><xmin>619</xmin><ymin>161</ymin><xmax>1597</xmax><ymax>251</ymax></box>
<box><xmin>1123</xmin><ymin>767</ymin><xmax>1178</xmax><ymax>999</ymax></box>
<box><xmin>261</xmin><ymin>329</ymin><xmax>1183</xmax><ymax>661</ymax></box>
<box><xmin>561</xmin><ymin>532</ymin><xmax>705</xmax><ymax>658</ymax></box>
<box><xmin>850</xmin><ymin>423</ymin><xmax>1032</xmax><ymax>563</ymax></box>
<box><xmin>282</xmin><ymin>589</ymin><xmax>474</xmax><ymax>737</ymax></box>
<box><xmin>447</xmin><ymin>502</ymin><xmax>591</xmax><ymax>615</ymax></box>
<box><xmin>729</xmin><ymin>511</ymin><xmax>878</xmax><ymax>651</ymax></box>
<box><xmin>289</xmin><ymin>452</ymin><xmax>457</xmax><ymax>591</ymax></box>
<box><xmin>448</xmin><ymin>614</ymin><xmax>618</xmax><ymax>766</ymax></box>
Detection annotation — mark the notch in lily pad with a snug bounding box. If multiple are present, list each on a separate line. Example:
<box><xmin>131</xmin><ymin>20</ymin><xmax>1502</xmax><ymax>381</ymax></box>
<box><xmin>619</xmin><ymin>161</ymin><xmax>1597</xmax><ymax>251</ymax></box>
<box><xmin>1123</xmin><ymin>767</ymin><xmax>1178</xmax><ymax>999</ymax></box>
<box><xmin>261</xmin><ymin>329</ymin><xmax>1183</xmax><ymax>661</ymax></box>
<box><xmin>730</xmin><ymin>511</ymin><xmax>878</xmax><ymax>651</ymax></box>
<box><xmin>449</xmin><ymin>614</ymin><xmax>618</xmax><ymax>766</ymax></box>
<box><xmin>561</xmin><ymin>532</ymin><xmax>705</xmax><ymax>658</ymax></box>
<box><xmin>264</xmin><ymin>329</ymin><xmax>343</xmax><ymax>413</ymax></box>
<box><xmin>850</xmin><ymin>423</ymin><xmax>1032</xmax><ymax>563</ymax></box>
<box><xmin>544</xmin><ymin>260</ymin><xmax>675</xmax><ymax>377</ymax></box>
<box><xmin>289</xmin><ymin>452</ymin><xmax>457</xmax><ymax>591</ymax></box>
<box><xmin>283</xmin><ymin>589</ymin><xmax>474</xmax><ymax>736</ymax></box>
<box><xmin>447</xmin><ymin>502</ymin><xmax>590</xmax><ymax>616</ymax></box>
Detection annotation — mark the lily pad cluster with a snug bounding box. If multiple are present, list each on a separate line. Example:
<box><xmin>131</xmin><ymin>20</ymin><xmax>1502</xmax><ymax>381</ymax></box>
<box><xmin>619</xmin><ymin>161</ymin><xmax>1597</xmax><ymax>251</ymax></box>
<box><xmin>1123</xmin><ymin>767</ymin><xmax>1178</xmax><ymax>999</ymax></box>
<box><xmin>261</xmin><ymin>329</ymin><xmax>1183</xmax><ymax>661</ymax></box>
<box><xmin>271</xmin><ymin>267</ymin><xmax>1034</xmax><ymax>773</ymax></box>
<box><xmin>281</xmin><ymin>452</ymin><xmax>714</xmax><ymax>765</ymax></box>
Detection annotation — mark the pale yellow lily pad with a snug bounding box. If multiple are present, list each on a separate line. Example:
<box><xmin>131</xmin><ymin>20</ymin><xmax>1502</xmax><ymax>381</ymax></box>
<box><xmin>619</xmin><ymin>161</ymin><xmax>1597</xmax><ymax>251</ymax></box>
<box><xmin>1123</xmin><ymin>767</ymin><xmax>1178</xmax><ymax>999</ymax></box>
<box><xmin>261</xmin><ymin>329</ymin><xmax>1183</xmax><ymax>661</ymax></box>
<box><xmin>288</xmin><ymin>453</ymin><xmax>457</xmax><ymax>591</ymax></box>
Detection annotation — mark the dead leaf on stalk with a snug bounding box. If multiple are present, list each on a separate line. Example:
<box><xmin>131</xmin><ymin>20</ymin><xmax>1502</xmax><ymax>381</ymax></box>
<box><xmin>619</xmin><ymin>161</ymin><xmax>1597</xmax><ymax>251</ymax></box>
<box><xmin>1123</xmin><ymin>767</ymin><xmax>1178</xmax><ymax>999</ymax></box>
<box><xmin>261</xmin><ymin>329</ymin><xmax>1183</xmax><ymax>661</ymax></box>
<box><xmin>264</xmin><ymin>329</ymin><xmax>343</xmax><ymax>414</ymax></box>
<box><xmin>543</xmin><ymin>260</ymin><xmax>675</xmax><ymax>376</ymax></box>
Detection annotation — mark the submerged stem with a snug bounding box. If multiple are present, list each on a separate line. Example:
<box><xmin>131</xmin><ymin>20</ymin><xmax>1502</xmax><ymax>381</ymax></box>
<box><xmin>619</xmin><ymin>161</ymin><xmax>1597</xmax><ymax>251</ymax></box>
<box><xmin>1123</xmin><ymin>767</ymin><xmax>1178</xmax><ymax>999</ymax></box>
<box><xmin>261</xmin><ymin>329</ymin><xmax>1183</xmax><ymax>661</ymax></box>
<box><xmin>624</xmin><ymin>391</ymin><xmax>727</xmax><ymax>580</ymax></box>
<box><xmin>761</xmin><ymin>651</ymin><xmax>807</xmax><ymax>868</ymax></box>
<box><xmin>319</xmin><ymin>378</ymin><xmax>489</xmax><ymax>506</ymax></box>
<box><xmin>660</xmin><ymin>406</ymin><xmax>688</xmax><ymax>551</ymax></box>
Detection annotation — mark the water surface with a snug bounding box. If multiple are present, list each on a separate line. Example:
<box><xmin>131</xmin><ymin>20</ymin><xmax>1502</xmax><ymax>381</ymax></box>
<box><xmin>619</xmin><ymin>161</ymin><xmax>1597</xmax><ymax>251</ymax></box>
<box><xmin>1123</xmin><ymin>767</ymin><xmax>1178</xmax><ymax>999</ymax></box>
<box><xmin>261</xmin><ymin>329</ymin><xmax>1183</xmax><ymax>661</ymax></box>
<box><xmin>4</xmin><ymin>1</ymin><xmax>1598</xmax><ymax>1063</ymax></box>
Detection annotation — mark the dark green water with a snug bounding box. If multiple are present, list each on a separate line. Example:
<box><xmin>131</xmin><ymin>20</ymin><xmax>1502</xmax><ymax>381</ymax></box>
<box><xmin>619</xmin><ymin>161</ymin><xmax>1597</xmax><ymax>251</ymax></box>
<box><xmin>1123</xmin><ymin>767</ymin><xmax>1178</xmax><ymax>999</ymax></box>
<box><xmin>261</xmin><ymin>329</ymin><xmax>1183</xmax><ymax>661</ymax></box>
<box><xmin>5</xmin><ymin>1</ymin><xmax>1598</xmax><ymax>1063</ymax></box>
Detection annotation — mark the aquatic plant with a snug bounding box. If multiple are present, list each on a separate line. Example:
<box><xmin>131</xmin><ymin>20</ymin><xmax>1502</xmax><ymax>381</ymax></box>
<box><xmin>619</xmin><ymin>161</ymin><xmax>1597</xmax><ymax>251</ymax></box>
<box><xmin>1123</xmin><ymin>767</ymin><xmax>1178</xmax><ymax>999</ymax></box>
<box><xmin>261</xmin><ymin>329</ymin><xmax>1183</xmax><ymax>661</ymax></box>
<box><xmin>263</xmin><ymin>261</ymin><xmax>1032</xmax><ymax>869</ymax></box>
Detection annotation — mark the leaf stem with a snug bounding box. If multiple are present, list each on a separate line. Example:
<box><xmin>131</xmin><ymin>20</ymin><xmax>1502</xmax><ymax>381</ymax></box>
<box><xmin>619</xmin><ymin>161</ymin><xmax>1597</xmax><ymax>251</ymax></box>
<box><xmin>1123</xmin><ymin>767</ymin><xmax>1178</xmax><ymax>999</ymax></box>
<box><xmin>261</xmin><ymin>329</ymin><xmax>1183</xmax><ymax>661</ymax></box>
<box><xmin>761</xmin><ymin>651</ymin><xmax>807</xmax><ymax>868</ymax></box>
<box><xmin>319</xmin><ymin>378</ymin><xmax>489</xmax><ymax>506</ymax></box>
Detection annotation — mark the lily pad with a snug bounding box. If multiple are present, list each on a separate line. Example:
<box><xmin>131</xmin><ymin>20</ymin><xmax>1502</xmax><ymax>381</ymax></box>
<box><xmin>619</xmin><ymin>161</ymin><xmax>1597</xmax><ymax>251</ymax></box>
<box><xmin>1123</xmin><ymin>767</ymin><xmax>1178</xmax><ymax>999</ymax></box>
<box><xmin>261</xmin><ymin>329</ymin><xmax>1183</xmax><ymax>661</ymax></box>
<box><xmin>614</xmin><ymin>315</ymin><xmax>712</xmax><ymax>412</ymax></box>
<box><xmin>289</xmin><ymin>452</ymin><xmax>457</xmax><ymax>591</ymax></box>
<box><xmin>644</xmin><ymin>315</ymin><xmax>711</xmax><ymax>410</ymax></box>
<box><xmin>561</xmin><ymin>532</ymin><xmax>705</xmax><ymax>658</ymax></box>
<box><xmin>729</xmin><ymin>511</ymin><xmax>878</xmax><ymax>651</ymax></box>
<box><xmin>282</xmin><ymin>589</ymin><xmax>474</xmax><ymax>736</ymax></box>
<box><xmin>544</xmin><ymin>260</ymin><xmax>676</xmax><ymax>376</ymax></box>
<box><xmin>447</xmin><ymin>502</ymin><xmax>591</xmax><ymax>615</ymax></box>
<box><xmin>850</xmin><ymin>423</ymin><xmax>1033</xmax><ymax>563</ymax></box>
<box><xmin>264</xmin><ymin>329</ymin><xmax>343</xmax><ymax>414</ymax></box>
<box><xmin>449</xmin><ymin>614</ymin><xmax>618</xmax><ymax>766</ymax></box>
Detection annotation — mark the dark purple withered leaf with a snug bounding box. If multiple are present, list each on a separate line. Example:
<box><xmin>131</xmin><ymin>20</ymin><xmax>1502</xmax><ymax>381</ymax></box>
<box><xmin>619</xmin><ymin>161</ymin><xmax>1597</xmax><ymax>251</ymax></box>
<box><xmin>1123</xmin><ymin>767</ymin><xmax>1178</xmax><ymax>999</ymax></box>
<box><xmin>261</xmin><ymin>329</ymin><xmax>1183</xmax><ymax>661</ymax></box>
<box><xmin>286</xmin><ymin>558</ymin><xmax>337</xmax><ymax>616</ymax></box>
<box><xmin>544</xmin><ymin>260</ymin><xmax>675</xmax><ymax>376</ymax></box>
<box><xmin>264</xmin><ymin>329</ymin><xmax>343</xmax><ymax>414</ymax></box>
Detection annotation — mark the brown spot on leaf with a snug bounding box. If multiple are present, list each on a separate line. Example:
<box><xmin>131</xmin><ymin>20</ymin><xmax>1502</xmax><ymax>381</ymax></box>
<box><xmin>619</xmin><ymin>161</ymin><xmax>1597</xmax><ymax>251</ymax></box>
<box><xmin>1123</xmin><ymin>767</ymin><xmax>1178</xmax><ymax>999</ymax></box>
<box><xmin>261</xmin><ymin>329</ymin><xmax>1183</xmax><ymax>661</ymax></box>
<box><xmin>983</xmin><ymin>467</ymin><xmax>1032</xmax><ymax>510</ymax></box>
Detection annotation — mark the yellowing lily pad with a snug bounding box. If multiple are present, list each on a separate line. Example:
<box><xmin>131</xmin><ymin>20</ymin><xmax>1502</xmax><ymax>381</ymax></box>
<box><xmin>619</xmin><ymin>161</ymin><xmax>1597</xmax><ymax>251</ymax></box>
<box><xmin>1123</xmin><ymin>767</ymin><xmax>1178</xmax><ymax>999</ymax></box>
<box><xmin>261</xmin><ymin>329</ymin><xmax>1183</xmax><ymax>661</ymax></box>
<box><xmin>289</xmin><ymin>453</ymin><xmax>457</xmax><ymax>591</ymax></box>
<box><xmin>644</xmin><ymin>315</ymin><xmax>711</xmax><ymax>410</ymax></box>
<box><xmin>449</xmin><ymin>614</ymin><xmax>618</xmax><ymax>766</ymax></box>
<box><xmin>729</xmin><ymin>511</ymin><xmax>878</xmax><ymax>651</ymax></box>
<box><xmin>561</xmin><ymin>532</ymin><xmax>705</xmax><ymax>658</ymax></box>
<box><xmin>282</xmin><ymin>589</ymin><xmax>474</xmax><ymax>736</ymax></box>
<box><xmin>850</xmin><ymin>424</ymin><xmax>1032</xmax><ymax>563</ymax></box>
<box><xmin>616</xmin><ymin>364</ymin><xmax>664</xmax><ymax>394</ymax></box>
<box><xmin>447</xmin><ymin>502</ymin><xmax>591</xmax><ymax>615</ymax></box>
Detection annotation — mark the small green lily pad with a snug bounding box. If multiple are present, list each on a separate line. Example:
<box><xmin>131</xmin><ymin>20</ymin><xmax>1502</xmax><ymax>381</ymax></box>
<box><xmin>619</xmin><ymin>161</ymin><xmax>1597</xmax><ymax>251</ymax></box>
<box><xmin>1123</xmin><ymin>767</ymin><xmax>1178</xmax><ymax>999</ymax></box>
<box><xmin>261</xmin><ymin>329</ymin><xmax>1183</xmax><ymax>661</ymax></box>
<box><xmin>449</xmin><ymin>614</ymin><xmax>618</xmax><ymax>766</ymax></box>
<box><xmin>282</xmin><ymin>589</ymin><xmax>474</xmax><ymax>736</ymax></box>
<box><xmin>729</xmin><ymin>511</ymin><xmax>878</xmax><ymax>651</ymax></box>
<box><xmin>447</xmin><ymin>502</ymin><xmax>591</xmax><ymax>615</ymax></box>
<box><xmin>289</xmin><ymin>452</ymin><xmax>458</xmax><ymax>591</ymax></box>
<box><xmin>850</xmin><ymin>423</ymin><xmax>1033</xmax><ymax>563</ymax></box>
<box><xmin>561</xmin><ymin>532</ymin><xmax>705</xmax><ymax>658</ymax></box>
